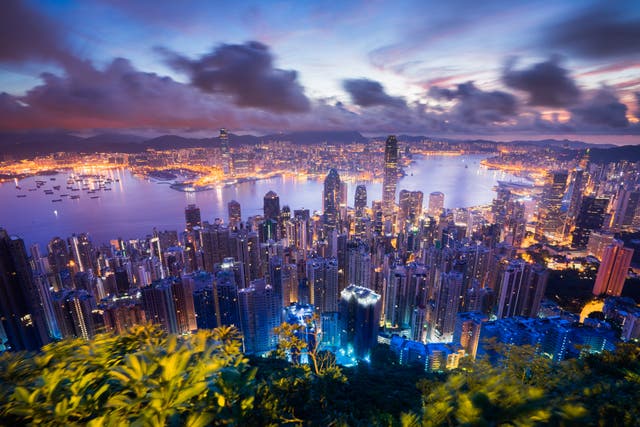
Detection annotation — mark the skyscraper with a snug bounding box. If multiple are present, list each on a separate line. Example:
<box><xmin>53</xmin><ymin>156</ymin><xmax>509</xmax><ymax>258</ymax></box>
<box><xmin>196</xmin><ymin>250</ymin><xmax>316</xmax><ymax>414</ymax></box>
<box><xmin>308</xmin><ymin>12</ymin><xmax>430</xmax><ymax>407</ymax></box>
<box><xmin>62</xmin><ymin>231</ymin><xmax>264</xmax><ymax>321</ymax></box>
<box><xmin>428</xmin><ymin>191</ymin><xmax>445</xmax><ymax>218</ymax></box>
<box><xmin>323</xmin><ymin>169</ymin><xmax>341</xmax><ymax>229</ymax></box>
<box><xmin>238</xmin><ymin>278</ymin><xmax>281</xmax><ymax>354</ymax></box>
<box><xmin>228</xmin><ymin>200</ymin><xmax>242</xmax><ymax>228</ymax></box>
<box><xmin>571</xmin><ymin>196</ymin><xmax>608</xmax><ymax>248</ymax></box>
<box><xmin>0</xmin><ymin>229</ymin><xmax>51</xmax><ymax>350</ymax></box>
<box><xmin>219</xmin><ymin>128</ymin><xmax>232</xmax><ymax>175</ymax></box>
<box><xmin>397</xmin><ymin>190</ymin><xmax>424</xmax><ymax>230</ymax></box>
<box><xmin>382</xmin><ymin>135</ymin><xmax>399</xmax><ymax>222</ymax></box>
<box><xmin>354</xmin><ymin>185</ymin><xmax>367</xmax><ymax>217</ymax></box>
<box><xmin>593</xmin><ymin>241</ymin><xmax>633</xmax><ymax>296</ymax></box>
<box><xmin>339</xmin><ymin>285</ymin><xmax>381</xmax><ymax>360</ymax></box>
<box><xmin>184</xmin><ymin>204</ymin><xmax>202</xmax><ymax>232</ymax></box>
<box><xmin>535</xmin><ymin>171</ymin><xmax>568</xmax><ymax>242</ymax></box>
<box><xmin>263</xmin><ymin>191</ymin><xmax>281</xmax><ymax>221</ymax></box>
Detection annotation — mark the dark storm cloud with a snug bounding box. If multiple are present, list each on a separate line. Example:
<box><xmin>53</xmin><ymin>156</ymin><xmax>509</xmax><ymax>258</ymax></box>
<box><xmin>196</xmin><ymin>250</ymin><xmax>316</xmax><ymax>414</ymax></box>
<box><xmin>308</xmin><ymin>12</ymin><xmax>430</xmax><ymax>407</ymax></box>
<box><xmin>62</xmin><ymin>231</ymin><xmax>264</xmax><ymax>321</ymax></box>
<box><xmin>635</xmin><ymin>92</ymin><xmax>640</xmax><ymax>119</ymax></box>
<box><xmin>545</xmin><ymin>4</ymin><xmax>640</xmax><ymax>59</ymax></box>
<box><xmin>428</xmin><ymin>82</ymin><xmax>517</xmax><ymax>125</ymax></box>
<box><xmin>342</xmin><ymin>78</ymin><xmax>407</xmax><ymax>108</ymax></box>
<box><xmin>570</xmin><ymin>89</ymin><xmax>629</xmax><ymax>128</ymax></box>
<box><xmin>0</xmin><ymin>0</ymin><xmax>75</xmax><ymax>66</ymax></box>
<box><xmin>502</xmin><ymin>57</ymin><xmax>581</xmax><ymax>107</ymax></box>
<box><xmin>160</xmin><ymin>41</ymin><xmax>310</xmax><ymax>113</ymax></box>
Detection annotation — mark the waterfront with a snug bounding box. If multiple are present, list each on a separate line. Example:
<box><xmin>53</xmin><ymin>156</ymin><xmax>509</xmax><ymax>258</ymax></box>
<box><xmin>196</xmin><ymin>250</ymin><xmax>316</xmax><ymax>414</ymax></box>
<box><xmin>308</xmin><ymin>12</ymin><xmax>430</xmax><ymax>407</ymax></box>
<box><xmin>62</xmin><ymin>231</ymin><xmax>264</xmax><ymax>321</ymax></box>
<box><xmin>1</xmin><ymin>154</ymin><xmax>525</xmax><ymax>247</ymax></box>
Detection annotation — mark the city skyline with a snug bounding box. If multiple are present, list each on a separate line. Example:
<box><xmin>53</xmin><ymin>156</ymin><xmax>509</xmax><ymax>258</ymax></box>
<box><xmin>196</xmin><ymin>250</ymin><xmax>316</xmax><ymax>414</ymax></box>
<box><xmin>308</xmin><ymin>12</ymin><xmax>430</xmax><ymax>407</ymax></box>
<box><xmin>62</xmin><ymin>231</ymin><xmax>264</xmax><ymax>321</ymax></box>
<box><xmin>1</xmin><ymin>0</ymin><xmax>639</xmax><ymax>144</ymax></box>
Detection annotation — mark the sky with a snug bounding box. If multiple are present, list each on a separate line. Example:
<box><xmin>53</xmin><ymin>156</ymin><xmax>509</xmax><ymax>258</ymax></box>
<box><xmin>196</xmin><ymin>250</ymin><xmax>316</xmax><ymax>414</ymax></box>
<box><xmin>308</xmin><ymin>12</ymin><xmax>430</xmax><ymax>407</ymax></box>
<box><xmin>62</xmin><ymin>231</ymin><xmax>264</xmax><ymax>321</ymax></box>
<box><xmin>1</xmin><ymin>0</ymin><xmax>639</xmax><ymax>143</ymax></box>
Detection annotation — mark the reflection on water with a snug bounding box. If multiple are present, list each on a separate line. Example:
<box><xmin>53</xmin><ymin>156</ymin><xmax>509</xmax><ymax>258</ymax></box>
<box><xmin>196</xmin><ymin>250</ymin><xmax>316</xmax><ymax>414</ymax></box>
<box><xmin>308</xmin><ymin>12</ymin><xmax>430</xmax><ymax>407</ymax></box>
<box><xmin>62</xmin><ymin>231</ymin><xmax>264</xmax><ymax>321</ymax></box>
<box><xmin>0</xmin><ymin>154</ymin><xmax>524</xmax><ymax>247</ymax></box>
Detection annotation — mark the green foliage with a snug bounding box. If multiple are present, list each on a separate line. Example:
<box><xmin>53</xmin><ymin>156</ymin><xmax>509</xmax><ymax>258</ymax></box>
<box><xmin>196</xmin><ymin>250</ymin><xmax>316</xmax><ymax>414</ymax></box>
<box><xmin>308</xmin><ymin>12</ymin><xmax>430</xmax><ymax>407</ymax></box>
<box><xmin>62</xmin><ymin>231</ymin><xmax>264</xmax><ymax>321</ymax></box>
<box><xmin>0</xmin><ymin>324</ymin><xmax>255</xmax><ymax>426</ymax></box>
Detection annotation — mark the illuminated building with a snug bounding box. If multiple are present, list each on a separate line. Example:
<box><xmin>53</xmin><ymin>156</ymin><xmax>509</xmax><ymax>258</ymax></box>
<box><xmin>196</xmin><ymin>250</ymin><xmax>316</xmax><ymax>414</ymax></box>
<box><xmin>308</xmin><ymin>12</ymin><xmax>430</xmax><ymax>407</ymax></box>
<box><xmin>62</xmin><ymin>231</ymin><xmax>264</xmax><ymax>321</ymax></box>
<box><xmin>323</xmin><ymin>168</ymin><xmax>341</xmax><ymax>229</ymax></box>
<box><xmin>184</xmin><ymin>204</ymin><xmax>202</xmax><ymax>232</ymax></box>
<box><xmin>141</xmin><ymin>278</ymin><xmax>196</xmax><ymax>334</ymax></box>
<box><xmin>452</xmin><ymin>312</ymin><xmax>487</xmax><ymax>359</ymax></box>
<box><xmin>339</xmin><ymin>285</ymin><xmax>381</xmax><ymax>360</ymax></box>
<box><xmin>219</xmin><ymin>128</ymin><xmax>232</xmax><ymax>175</ymax></box>
<box><xmin>431</xmin><ymin>271</ymin><xmax>463</xmax><ymax>342</ymax></box>
<box><xmin>213</xmin><ymin>263</ymin><xmax>241</xmax><ymax>328</ymax></box>
<box><xmin>227</xmin><ymin>200</ymin><xmax>242</xmax><ymax>228</ymax></box>
<box><xmin>354</xmin><ymin>184</ymin><xmax>367</xmax><ymax>217</ymax></box>
<box><xmin>306</xmin><ymin>257</ymin><xmax>339</xmax><ymax>313</ymax></box>
<box><xmin>397</xmin><ymin>190</ymin><xmax>423</xmax><ymax>230</ymax></box>
<box><xmin>68</xmin><ymin>233</ymin><xmax>94</xmax><ymax>273</ymax></box>
<box><xmin>0</xmin><ymin>229</ymin><xmax>52</xmax><ymax>350</ymax></box>
<box><xmin>347</xmin><ymin>241</ymin><xmax>371</xmax><ymax>290</ymax></box>
<box><xmin>263</xmin><ymin>190</ymin><xmax>280</xmax><ymax>221</ymax></box>
<box><xmin>587</xmin><ymin>231</ymin><xmax>616</xmax><ymax>260</ymax></box>
<box><xmin>535</xmin><ymin>171</ymin><xmax>568</xmax><ymax>242</ymax></box>
<box><xmin>102</xmin><ymin>302</ymin><xmax>146</xmax><ymax>335</ymax></box>
<box><xmin>48</xmin><ymin>236</ymin><xmax>72</xmax><ymax>289</ymax></box>
<box><xmin>571</xmin><ymin>196</ymin><xmax>608</xmax><ymax>248</ymax></box>
<box><xmin>52</xmin><ymin>290</ymin><xmax>97</xmax><ymax>340</ymax></box>
<box><xmin>592</xmin><ymin>241</ymin><xmax>633</xmax><ymax>296</ymax></box>
<box><xmin>428</xmin><ymin>191</ymin><xmax>445</xmax><ymax>218</ymax></box>
<box><xmin>382</xmin><ymin>135</ymin><xmax>399</xmax><ymax>222</ymax></box>
<box><xmin>613</xmin><ymin>188</ymin><xmax>640</xmax><ymax>230</ymax></box>
<box><xmin>238</xmin><ymin>278</ymin><xmax>281</xmax><ymax>354</ymax></box>
<box><xmin>494</xmin><ymin>260</ymin><xmax>548</xmax><ymax>319</ymax></box>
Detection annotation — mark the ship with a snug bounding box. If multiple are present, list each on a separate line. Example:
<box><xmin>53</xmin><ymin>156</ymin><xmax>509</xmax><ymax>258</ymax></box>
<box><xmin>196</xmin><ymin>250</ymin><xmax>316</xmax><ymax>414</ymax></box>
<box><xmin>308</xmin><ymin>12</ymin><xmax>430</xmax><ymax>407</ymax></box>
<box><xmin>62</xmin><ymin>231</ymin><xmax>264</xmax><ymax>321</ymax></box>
<box><xmin>16</xmin><ymin>195</ymin><xmax>27</xmax><ymax>198</ymax></box>
<box><xmin>90</xmin><ymin>196</ymin><xmax>100</xmax><ymax>199</ymax></box>
<box><xmin>52</xmin><ymin>199</ymin><xmax>62</xmax><ymax>202</ymax></box>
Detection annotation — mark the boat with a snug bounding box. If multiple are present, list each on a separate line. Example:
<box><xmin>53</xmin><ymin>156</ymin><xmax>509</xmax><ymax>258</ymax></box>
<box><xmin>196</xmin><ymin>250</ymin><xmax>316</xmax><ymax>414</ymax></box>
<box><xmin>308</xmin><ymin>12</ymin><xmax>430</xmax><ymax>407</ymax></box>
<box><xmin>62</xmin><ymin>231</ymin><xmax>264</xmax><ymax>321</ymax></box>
<box><xmin>16</xmin><ymin>195</ymin><xmax>27</xmax><ymax>198</ymax></box>
<box><xmin>60</xmin><ymin>194</ymin><xmax>68</xmax><ymax>197</ymax></box>
<box><xmin>52</xmin><ymin>199</ymin><xmax>62</xmax><ymax>202</ymax></box>
<box><xmin>50</xmin><ymin>178</ymin><xmax>56</xmax><ymax>181</ymax></box>
<box><xmin>104</xmin><ymin>188</ymin><xmax>112</xmax><ymax>191</ymax></box>
<box><xmin>90</xmin><ymin>196</ymin><xmax>100</xmax><ymax>199</ymax></box>
<box><xmin>53</xmin><ymin>185</ymin><xmax>61</xmax><ymax>190</ymax></box>
<box><xmin>70</xmin><ymin>195</ymin><xmax>80</xmax><ymax>199</ymax></box>
<box><xmin>44</xmin><ymin>190</ymin><xmax>54</xmax><ymax>195</ymax></box>
<box><xmin>15</xmin><ymin>186</ymin><xmax>21</xmax><ymax>190</ymax></box>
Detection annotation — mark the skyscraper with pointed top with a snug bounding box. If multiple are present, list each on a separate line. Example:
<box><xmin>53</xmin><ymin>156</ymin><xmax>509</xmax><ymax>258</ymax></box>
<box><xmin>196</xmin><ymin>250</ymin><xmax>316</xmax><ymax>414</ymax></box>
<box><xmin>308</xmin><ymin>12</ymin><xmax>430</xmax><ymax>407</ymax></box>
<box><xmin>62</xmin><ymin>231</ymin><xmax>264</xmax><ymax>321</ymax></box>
<box><xmin>219</xmin><ymin>128</ymin><xmax>232</xmax><ymax>176</ymax></box>
<box><xmin>382</xmin><ymin>135</ymin><xmax>399</xmax><ymax>222</ymax></box>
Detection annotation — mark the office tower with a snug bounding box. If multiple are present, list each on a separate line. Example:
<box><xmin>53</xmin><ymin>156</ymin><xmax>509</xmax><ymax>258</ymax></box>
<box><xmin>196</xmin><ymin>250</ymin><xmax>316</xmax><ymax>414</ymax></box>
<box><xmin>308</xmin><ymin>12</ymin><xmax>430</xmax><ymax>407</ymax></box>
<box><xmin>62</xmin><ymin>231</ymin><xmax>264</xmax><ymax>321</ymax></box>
<box><xmin>428</xmin><ymin>191</ymin><xmax>445</xmax><ymax>218</ymax></box>
<box><xmin>323</xmin><ymin>168</ymin><xmax>341</xmax><ymax>229</ymax></box>
<box><xmin>263</xmin><ymin>191</ymin><xmax>280</xmax><ymax>221</ymax></box>
<box><xmin>347</xmin><ymin>241</ymin><xmax>372</xmax><ymax>289</ymax></box>
<box><xmin>48</xmin><ymin>236</ymin><xmax>72</xmax><ymax>289</ymax></box>
<box><xmin>228</xmin><ymin>200</ymin><xmax>242</xmax><ymax>228</ymax></box>
<box><xmin>0</xmin><ymin>229</ymin><xmax>52</xmax><ymax>350</ymax></box>
<box><xmin>491</xmin><ymin>186</ymin><xmax>511</xmax><ymax>225</ymax></box>
<box><xmin>238</xmin><ymin>278</ymin><xmax>281</xmax><ymax>354</ymax></box>
<box><xmin>306</xmin><ymin>257</ymin><xmax>339</xmax><ymax>313</ymax></box>
<box><xmin>453</xmin><ymin>312</ymin><xmax>487</xmax><ymax>359</ymax></box>
<box><xmin>339</xmin><ymin>181</ymin><xmax>348</xmax><ymax>222</ymax></box>
<box><xmin>535</xmin><ymin>171</ymin><xmax>568</xmax><ymax>241</ymax></box>
<box><xmin>173</xmin><ymin>277</ymin><xmax>197</xmax><ymax>333</ymax></box>
<box><xmin>572</xmin><ymin>196</ymin><xmax>608</xmax><ymax>248</ymax></box>
<box><xmin>372</xmin><ymin>200</ymin><xmax>384</xmax><ymax>234</ymax></box>
<box><xmin>219</xmin><ymin>128</ymin><xmax>232</xmax><ymax>175</ymax></box>
<box><xmin>201</xmin><ymin>222</ymin><xmax>231</xmax><ymax>272</ymax></box>
<box><xmin>339</xmin><ymin>285</ymin><xmax>381</xmax><ymax>360</ymax></box>
<box><xmin>613</xmin><ymin>189</ymin><xmax>640</xmax><ymax>230</ymax></box>
<box><xmin>102</xmin><ymin>302</ymin><xmax>146</xmax><ymax>335</ymax></box>
<box><xmin>384</xmin><ymin>265</ymin><xmax>409</xmax><ymax>328</ymax></box>
<box><xmin>494</xmin><ymin>260</ymin><xmax>548</xmax><ymax>319</ymax></box>
<box><xmin>593</xmin><ymin>241</ymin><xmax>634</xmax><ymax>296</ymax></box>
<box><xmin>354</xmin><ymin>185</ymin><xmax>367</xmax><ymax>217</ymax></box>
<box><xmin>68</xmin><ymin>233</ymin><xmax>94</xmax><ymax>273</ymax></box>
<box><xmin>431</xmin><ymin>271</ymin><xmax>464</xmax><ymax>342</ymax></box>
<box><xmin>397</xmin><ymin>190</ymin><xmax>424</xmax><ymax>230</ymax></box>
<box><xmin>52</xmin><ymin>290</ymin><xmax>96</xmax><ymax>340</ymax></box>
<box><xmin>140</xmin><ymin>278</ymin><xmax>195</xmax><ymax>334</ymax></box>
<box><xmin>212</xmin><ymin>262</ymin><xmax>241</xmax><ymax>327</ymax></box>
<box><xmin>566</xmin><ymin>169</ymin><xmax>585</xmax><ymax>224</ymax></box>
<box><xmin>184</xmin><ymin>204</ymin><xmax>202</xmax><ymax>232</ymax></box>
<box><xmin>382</xmin><ymin>135</ymin><xmax>399</xmax><ymax>221</ymax></box>
<box><xmin>587</xmin><ymin>231</ymin><xmax>616</xmax><ymax>260</ymax></box>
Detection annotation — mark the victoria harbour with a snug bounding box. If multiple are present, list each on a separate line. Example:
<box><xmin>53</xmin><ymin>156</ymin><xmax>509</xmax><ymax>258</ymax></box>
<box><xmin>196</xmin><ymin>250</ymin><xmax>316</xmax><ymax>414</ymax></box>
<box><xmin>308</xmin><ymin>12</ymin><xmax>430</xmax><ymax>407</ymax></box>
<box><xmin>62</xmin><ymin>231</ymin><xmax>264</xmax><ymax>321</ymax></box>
<box><xmin>1</xmin><ymin>154</ymin><xmax>522</xmax><ymax>247</ymax></box>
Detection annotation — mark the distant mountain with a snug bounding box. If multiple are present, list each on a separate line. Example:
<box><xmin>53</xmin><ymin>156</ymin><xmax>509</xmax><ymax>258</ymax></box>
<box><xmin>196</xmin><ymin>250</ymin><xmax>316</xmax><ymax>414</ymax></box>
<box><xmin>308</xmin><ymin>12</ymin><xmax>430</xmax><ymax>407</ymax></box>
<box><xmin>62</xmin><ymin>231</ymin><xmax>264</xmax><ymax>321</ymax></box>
<box><xmin>588</xmin><ymin>145</ymin><xmax>640</xmax><ymax>163</ymax></box>
<box><xmin>263</xmin><ymin>130</ymin><xmax>368</xmax><ymax>144</ymax></box>
<box><xmin>0</xmin><ymin>131</ymin><xmax>84</xmax><ymax>157</ymax></box>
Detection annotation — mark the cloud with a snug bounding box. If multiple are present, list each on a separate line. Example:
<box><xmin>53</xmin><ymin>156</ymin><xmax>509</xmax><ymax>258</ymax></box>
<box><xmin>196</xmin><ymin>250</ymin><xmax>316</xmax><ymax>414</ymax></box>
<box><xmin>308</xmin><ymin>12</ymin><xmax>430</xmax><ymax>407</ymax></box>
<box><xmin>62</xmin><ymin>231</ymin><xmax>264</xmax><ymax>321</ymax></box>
<box><xmin>342</xmin><ymin>78</ymin><xmax>406</xmax><ymax>108</ymax></box>
<box><xmin>545</xmin><ymin>5</ymin><xmax>640</xmax><ymax>59</ymax></box>
<box><xmin>502</xmin><ymin>57</ymin><xmax>581</xmax><ymax>107</ymax></box>
<box><xmin>428</xmin><ymin>82</ymin><xmax>518</xmax><ymax>125</ymax></box>
<box><xmin>570</xmin><ymin>89</ymin><xmax>629</xmax><ymax>128</ymax></box>
<box><xmin>0</xmin><ymin>0</ymin><xmax>76</xmax><ymax>66</ymax></box>
<box><xmin>636</xmin><ymin>92</ymin><xmax>640</xmax><ymax>119</ymax></box>
<box><xmin>160</xmin><ymin>41</ymin><xmax>310</xmax><ymax>113</ymax></box>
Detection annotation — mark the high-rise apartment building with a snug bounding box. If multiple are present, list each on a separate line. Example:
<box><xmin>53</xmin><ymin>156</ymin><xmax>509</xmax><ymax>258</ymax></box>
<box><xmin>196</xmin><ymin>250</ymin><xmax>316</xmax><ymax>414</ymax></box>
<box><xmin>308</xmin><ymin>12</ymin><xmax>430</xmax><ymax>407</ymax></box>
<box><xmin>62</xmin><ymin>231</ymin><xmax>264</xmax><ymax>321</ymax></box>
<box><xmin>593</xmin><ymin>241</ymin><xmax>633</xmax><ymax>296</ymax></box>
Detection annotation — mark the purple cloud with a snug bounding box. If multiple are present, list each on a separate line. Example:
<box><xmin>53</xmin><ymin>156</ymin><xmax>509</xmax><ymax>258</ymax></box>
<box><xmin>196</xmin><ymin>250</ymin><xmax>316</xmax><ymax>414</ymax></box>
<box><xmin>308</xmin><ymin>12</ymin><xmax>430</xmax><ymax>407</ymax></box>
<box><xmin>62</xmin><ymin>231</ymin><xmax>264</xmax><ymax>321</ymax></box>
<box><xmin>570</xmin><ymin>89</ymin><xmax>629</xmax><ymax>129</ymax></box>
<box><xmin>342</xmin><ymin>78</ymin><xmax>406</xmax><ymax>108</ymax></box>
<box><xmin>503</xmin><ymin>57</ymin><xmax>581</xmax><ymax>107</ymax></box>
<box><xmin>160</xmin><ymin>41</ymin><xmax>310</xmax><ymax>113</ymax></box>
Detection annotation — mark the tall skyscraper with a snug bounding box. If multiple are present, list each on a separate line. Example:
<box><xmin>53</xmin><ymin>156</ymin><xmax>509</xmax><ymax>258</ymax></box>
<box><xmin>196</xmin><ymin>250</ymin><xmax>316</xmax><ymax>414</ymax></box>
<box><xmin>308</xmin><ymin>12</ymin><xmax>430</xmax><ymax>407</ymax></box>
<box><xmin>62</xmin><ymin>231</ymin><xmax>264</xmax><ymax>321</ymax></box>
<box><xmin>354</xmin><ymin>185</ymin><xmax>367</xmax><ymax>217</ymax></box>
<box><xmin>535</xmin><ymin>171</ymin><xmax>568</xmax><ymax>242</ymax></box>
<box><xmin>613</xmin><ymin>189</ymin><xmax>640</xmax><ymax>230</ymax></box>
<box><xmin>382</xmin><ymin>135</ymin><xmax>399</xmax><ymax>222</ymax></box>
<box><xmin>339</xmin><ymin>285</ymin><xmax>381</xmax><ymax>360</ymax></box>
<box><xmin>323</xmin><ymin>169</ymin><xmax>341</xmax><ymax>229</ymax></box>
<box><xmin>238</xmin><ymin>278</ymin><xmax>281</xmax><ymax>354</ymax></box>
<box><xmin>228</xmin><ymin>200</ymin><xmax>242</xmax><ymax>228</ymax></box>
<box><xmin>593</xmin><ymin>241</ymin><xmax>633</xmax><ymax>296</ymax></box>
<box><xmin>0</xmin><ymin>229</ymin><xmax>52</xmax><ymax>350</ymax></box>
<box><xmin>184</xmin><ymin>204</ymin><xmax>202</xmax><ymax>232</ymax></box>
<box><xmin>428</xmin><ymin>191</ymin><xmax>445</xmax><ymax>218</ymax></box>
<box><xmin>397</xmin><ymin>190</ymin><xmax>424</xmax><ymax>230</ymax></box>
<box><xmin>263</xmin><ymin>191</ymin><xmax>281</xmax><ymax>221</ymax></box>
<box><xmin>571</xmin><ymin>196</ymin><xmax>608</xmax><ymax>248</ymax></box>
<box><xmin>219</xmin><ymin>128</ymin><xmax>232</xmax><ymax>175</ymax></box>
<box><xmin>494</xmin><ymin>260</ymin><xmax>548</xmax><ymax>319</ymax></box>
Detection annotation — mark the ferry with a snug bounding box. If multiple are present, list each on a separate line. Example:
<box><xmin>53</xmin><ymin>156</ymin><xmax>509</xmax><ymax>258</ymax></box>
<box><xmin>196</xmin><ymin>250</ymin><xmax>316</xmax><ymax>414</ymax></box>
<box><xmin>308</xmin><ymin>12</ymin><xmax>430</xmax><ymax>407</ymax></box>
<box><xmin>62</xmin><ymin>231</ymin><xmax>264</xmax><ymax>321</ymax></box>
<box><xmin>52</xmin><ymin>199</ymin><xmax>62</xmax><ymax>202</ymax></box>
<box><xmin>53</xmin><ymin>185</ymin><xmax>61</xmax><ymax>190</ymax></box>
<box><xmin>16</xmin><ymin>195</ymin><xmax>27</xmax><ymax>198</ymax></box>
<box><xmin>70</xmin><ymin>195</ymin><xmax>80</xmax><ymax>199</ymax></box>
<box><xmin>90</xmin><ymin>196</ymin><xmax>100</xmax><ymax>199</ymax></box>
